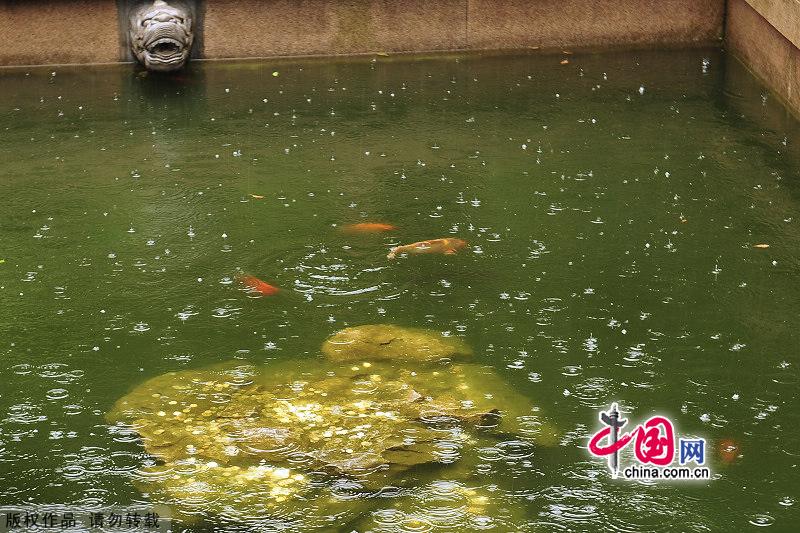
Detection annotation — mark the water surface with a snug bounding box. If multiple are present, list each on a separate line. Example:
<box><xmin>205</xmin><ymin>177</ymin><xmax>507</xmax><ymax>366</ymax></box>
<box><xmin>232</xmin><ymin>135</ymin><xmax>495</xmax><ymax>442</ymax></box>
<box><xmin>0</xmin><ymin>48</ymin><xmax>799</xmax><ymax>531</ymax></box>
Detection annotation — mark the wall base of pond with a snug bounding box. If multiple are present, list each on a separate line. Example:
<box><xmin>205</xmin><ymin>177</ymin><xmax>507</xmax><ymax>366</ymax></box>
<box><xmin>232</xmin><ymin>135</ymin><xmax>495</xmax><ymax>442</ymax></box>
<box><xmin>2</xmin><ymin>0</ymin><xmax>799</xmax><ymax>121</ymax></box>
<box><xmin>0</xmin><ymin>1</ymin><xmax>119</xmax><ymax>66</ymax></box>
<box><xmin>726</xmin><ymin>0</ymin><xmax>800</xmax><ymax>119</ymax></box>
<box><xmin>201</xmin><ymin>0</ymin><xmax>724</xmax><ymax>58</ymax></box>
<box><xmin>0</xmin><ymin>0</ymin><xmax>724</xmax><ymax>67</ymax></box>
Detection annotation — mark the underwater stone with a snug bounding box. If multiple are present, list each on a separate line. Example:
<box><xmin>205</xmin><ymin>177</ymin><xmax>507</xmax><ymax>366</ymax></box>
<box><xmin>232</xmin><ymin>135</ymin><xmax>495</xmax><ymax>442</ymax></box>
<box><xmin>106</xmin><ymin>352</ymin><xmax>557</xmax><ymax>523</ymax></box>
<box><xmin>321</xmin><ymin>324</ymin><xmax>473</xmax><ymax>363</ymax></box>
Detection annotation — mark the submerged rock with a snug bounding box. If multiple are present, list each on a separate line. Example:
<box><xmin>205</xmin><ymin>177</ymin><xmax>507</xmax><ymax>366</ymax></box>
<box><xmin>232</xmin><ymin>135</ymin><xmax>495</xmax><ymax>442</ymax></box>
<box><xmin>107</xmin><ymin>327</ymin><xmax>556</xmax><ymax>526</ymax></box>
<box><xmin>321</xmin><ymin>324</ymin><xmax>473</xmax><ymax>363</ymax></box>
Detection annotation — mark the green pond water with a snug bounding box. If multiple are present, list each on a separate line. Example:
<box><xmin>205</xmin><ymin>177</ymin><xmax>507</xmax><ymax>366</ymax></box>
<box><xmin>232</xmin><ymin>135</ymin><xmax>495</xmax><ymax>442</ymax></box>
<box><xmin>0</xmin><ymin>48</ymin><xmax>799</xmax><ymax>532</ymax></box>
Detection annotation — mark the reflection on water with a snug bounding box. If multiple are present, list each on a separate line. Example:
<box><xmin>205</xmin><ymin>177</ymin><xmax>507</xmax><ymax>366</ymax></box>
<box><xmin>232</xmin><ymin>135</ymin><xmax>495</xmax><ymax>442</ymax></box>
<box><xmin>1</xmin><ymin>48</ymin><xmax>799</xmax><ymax>531</ymax></box>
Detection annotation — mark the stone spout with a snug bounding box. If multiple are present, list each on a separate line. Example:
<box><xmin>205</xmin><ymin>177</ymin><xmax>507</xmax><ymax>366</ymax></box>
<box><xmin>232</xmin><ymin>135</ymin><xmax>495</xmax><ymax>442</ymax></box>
<box><xmin>129</xmin><ymin>0</ymin><xmax>194</xmax><ymax>72</ymax></box>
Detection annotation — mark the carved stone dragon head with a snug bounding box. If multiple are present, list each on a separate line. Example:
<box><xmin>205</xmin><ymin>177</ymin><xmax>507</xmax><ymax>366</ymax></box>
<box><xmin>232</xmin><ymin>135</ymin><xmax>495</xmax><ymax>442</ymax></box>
<box><xmin>129</xmin><ymin>0</ymin><xmax>194</xmax><ymax>72</ymax></box>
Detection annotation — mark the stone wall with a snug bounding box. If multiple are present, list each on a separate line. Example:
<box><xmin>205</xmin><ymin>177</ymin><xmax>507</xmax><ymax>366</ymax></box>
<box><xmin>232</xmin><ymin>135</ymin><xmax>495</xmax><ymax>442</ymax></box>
<box><xmin>0</xmin><ymin>0</ymin><xmax>724</xmax><ymax>67</ymax></box>
<box><xmin>726</xmin><ymin>0</ymin><xmax>800</xmax><ymax>118</ymax></box>
<box><xmin>201</xmin><ymin>0</ymin><xmax>725</xmax><ymax>58</ymax></box>
<box><xmin>0</xmin><ymin>1</ymin><xmax>119</xmax><ymax>66</ymax></box>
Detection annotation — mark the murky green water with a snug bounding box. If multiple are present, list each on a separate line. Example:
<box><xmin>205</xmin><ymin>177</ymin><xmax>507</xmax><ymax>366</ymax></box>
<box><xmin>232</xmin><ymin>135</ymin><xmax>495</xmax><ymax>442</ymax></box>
<box><xmin>1</xmin><ymin>48</ymin><xmax>799</xmax><ymax>532</ymax></box>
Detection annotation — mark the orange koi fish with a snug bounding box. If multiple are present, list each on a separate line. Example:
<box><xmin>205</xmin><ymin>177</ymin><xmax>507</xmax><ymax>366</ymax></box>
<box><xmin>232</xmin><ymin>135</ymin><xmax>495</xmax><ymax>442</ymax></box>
<box><xmin>238</xmin><ymin>275</ymin><xmax>280</xmax><ymax>296</ymax></box>
<box><xmin>341</xmin><ymin>222</ymin><xmax>397</xmax><ymax>233</ymax></box>
<box><xmin>387</xmin><ymin>238</ymin><xmax>468</xmax><ymax>259</ymax></box>
<box><xmin>717</xmin><ymin>438</ymin><xmax>741</xmax><ymax>463</ymax></box>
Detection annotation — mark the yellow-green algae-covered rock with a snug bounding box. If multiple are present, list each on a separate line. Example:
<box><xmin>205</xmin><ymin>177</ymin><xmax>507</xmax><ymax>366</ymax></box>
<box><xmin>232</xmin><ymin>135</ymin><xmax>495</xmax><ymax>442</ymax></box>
<box><xmin>321</xmin><ymin>324</ymin><xmax>473</xmax><ymax>363</ymax></box>
<box><xmin>106</xmin><ymin>328</ymin><xmax>557</xmax><ymax>526</ymax></box>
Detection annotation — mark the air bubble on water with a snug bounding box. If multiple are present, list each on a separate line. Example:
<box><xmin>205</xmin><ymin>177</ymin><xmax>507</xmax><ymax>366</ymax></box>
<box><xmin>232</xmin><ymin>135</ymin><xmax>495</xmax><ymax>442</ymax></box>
<box><xmin>778</xmin><ymin>496</ymin><xmax>795</xmax><ymax>507</ymax></box>
<box><xmin>584</xmin><ymin>336</ymin><xmax>598</xmax><ymax>352</ymax></box>
<box><xmin>699</xmin><ymin>413</ymin><xmax>710</xmax><ymax>423</ymax></box>
<box><xmin>176</xmin><ymin>307</ymin><xmax>198</xmax><ymax>321</ymax></box>
<box><xmin>748</xmin><ymin>514</ymin><xmax>774</xmax><ymax>527</ymax></box>
<box><xmin>638</xmin><ymin>86</ymin><xmax>645</xmax><ymax>95</ymax></box>
<box><xmin>701</xmin><ymin>58</ymin><xmax>710</xmax><ymax>73</ymax></box>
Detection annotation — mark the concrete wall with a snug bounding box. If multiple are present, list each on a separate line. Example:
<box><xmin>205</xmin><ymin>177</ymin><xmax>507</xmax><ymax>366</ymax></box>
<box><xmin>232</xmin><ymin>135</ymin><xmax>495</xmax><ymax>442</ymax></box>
<box><xmin>0</xmin><ymin>0</ymin><xmax>725</xmax><ymax>67</ymax></box>
<box><xmin>726</xmin><ymin>0</ymin><xmax>800</xmax><ymax>118</ymax></box>
<box><xmin>201</xmin><ymin>0</ymin><xmax>725</xmax><ymax>58</ymax></box>
<box><xmin>0</xmin><ymin>1</ymin><xmax>119</xmax><ymax>66</ymax></box>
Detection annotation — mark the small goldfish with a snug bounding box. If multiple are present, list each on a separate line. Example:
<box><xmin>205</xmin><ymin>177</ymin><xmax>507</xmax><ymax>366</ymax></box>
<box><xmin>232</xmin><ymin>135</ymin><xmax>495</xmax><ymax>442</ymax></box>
<box><xmin>341</xmin><ymin>222</ymin><xmax>397</xmax><ymax>233</ymax></box>
<box><xmin>560</xmin><ymin>59</ymin><xmax>570</xmax><ymax>65</ymax></box>
<box><xmin>753</xmin><ymin>243</ymin><xmax>770</xmax><ymax>249</ymax></box>
<box><xmin>387</xmin><ymin>238</ymin><xmax>468</xmax><ymax>259</ymax></box>
<box><xmin>716</xmin><ymin>438</ymin><xmax>741</xmax><ymax>463</ymax></box>
<box><xmin>250</xmin><ymin>194</ymin><xmax>265</xmax><ymax>199</ymax></box>
<box><xmin>238</xmin><ymin>275</ymin><xmax>279</xmax><ymax>296</ymax></box>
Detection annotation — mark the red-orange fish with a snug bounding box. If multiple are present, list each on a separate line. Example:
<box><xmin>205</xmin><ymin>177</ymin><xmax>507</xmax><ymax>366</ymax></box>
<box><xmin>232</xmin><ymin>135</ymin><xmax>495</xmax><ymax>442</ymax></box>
<box><xmin>341</xmin><ymin>222</ymin><xmax>397</xmax><ymax>233</ymax></box>
<box><xmin>717</xmin><ymin>438</ymin><xmax>741</xmax><ymax>463</ymax></box>
<box><xmin>387</xmin><ymin>237</ymin><xmax>468</xmax><ymax>259</ymax></box>
<box><xmin>238</xmin><ymin>275</ymin><xmax>279</xmax><ymax>296</ymax></box>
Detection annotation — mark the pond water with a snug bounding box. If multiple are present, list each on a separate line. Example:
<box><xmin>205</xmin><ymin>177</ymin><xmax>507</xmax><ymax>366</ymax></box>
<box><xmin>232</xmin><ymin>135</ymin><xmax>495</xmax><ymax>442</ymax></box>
<box><xmin>0</xmin><ymin>48</ymin><xmax>798</xmax><ymax>532</ymax></box>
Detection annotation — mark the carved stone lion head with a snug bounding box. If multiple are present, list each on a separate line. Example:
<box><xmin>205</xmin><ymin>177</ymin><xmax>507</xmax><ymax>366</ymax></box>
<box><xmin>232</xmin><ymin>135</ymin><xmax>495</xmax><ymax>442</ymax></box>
<box><xmin>129</xmin><ymin>0</ymin><xmax>194</xmax><ymax>72</ymax></box>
